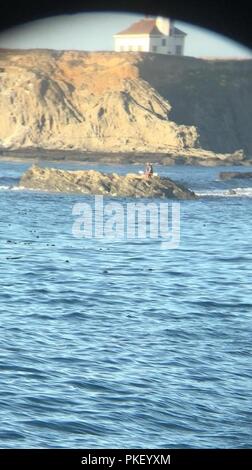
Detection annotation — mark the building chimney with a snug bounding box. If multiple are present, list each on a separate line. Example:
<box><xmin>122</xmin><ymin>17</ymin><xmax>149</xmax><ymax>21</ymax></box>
<box><xmin>156</xmin><ymin>17</ymin><xmax>170</xmax><ymax>36</ymax></box>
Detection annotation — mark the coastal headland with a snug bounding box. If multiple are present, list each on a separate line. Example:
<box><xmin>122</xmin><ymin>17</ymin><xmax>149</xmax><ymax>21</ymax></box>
<box><xmin>0</xmin><ymin>50</ymin><xmax>251</xmax><ymax>165</ymax></box>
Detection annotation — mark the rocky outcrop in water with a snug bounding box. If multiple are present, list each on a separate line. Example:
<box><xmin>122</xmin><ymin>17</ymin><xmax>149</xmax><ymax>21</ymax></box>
<box><xmin>19</xmin><ymin>165</ymin><xmax>196</xmax><ymax>199</ymax></box>
<box><xmin>0</xmin><ymin>49</ymin><xmax>251</xmax><ymax>163</ymax></box>
<box><xmin>219</xmin><ymin>171</ymin><xmax>252</xmax><ymax>180</ymax></box>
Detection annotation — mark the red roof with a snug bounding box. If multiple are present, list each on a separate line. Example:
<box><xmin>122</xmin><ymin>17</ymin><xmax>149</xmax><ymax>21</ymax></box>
<box><xmin>115</xmin><ymin>18</ymin><xmax>187</xmax><ymax>37</ymax></box>
<box><xmin>115</xmin><ymin>19</ymin><xmax>163</xmax><ymax>36</ymax></box>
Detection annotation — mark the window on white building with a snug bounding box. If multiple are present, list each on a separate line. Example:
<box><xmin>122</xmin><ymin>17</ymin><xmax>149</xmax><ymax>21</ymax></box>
<box><xmin>152</xmin><ymin>46</ymin><xmax>157</xmax><ymax>52</ymax></box>
<box><xmin>162</xmin><ymin>38</ymin><xmax>166</xmax><ymax>46</ymax></box>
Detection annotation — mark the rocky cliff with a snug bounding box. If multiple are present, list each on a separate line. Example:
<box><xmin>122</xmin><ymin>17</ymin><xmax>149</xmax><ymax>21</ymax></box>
<box><xmin>0</xmin><ymin>49</ymin><xmax>251</xmax><ymax>160</ymax></box>
<box><xmin>138</xmin><ymin>55</ymin><xmax>252</xmax><ymax>155</ymax></box>
<box><xmin>19</xmin><ymin>165</ymin><xmax>196</xmax><ymax>199</ymax></box>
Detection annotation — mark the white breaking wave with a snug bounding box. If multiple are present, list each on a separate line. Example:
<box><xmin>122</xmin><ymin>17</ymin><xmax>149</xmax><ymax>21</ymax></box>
<box><xmin>196</xmin><ymin>188</ymin><xmax>252</xmax><ymax>197</ymax></box>
<box><xmin>0</xmin><ymin>185</ymin><xmax>37</xmax><ymax>192</ymax></box>
<box><xmin>11</xmin><ymin>185</ymin><xmax>32</xmax><ymax>191</ymax></box>
<box><xmin>1</xmin><ymin>184</ymin><xmax>252</xmax><ymax>197</ymax></box>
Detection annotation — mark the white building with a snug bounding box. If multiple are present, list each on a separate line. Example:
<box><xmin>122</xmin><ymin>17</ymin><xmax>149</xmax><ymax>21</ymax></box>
<box><xmin>113</xmin><ymin>17</ymin><xmax>187</xmax><ymax>56</ymax></box>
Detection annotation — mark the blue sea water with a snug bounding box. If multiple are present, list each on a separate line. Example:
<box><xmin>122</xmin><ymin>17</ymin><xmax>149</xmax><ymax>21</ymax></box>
<box><xmin>0</xmin><ymin>160</ymin><xmax>251</xmax><ymax>449</ymax></box>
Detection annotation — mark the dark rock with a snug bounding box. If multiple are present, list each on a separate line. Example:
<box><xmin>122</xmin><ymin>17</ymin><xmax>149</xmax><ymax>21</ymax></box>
<box><xmin>19</xmin><ymin>165</ymin><xmax>196</xmax><ymax>200</ymax></box>
<box><xmin>219</xmin><ymin>171</ymin><xmax>252</xmax><ymax>180</ymax></box>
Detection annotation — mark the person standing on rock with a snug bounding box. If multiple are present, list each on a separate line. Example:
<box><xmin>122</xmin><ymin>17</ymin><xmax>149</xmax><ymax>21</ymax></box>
<box><xmin>145</xmin><ymin>162</ymin><xmax>153</xmax><ymax>178</ymax></box>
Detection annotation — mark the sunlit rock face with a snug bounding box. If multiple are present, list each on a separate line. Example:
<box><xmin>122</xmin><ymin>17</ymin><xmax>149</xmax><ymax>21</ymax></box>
<box><xmin>0</xmin><ymin>49</ymin><xmax>251</xmax><ymax>161</ymax></box>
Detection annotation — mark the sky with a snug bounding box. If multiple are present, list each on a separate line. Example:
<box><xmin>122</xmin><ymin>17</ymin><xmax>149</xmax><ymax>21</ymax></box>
<box><xmin>0</xmin><ymin>12</ymin><xmax>251</xmax><ymax>58</ymax></box>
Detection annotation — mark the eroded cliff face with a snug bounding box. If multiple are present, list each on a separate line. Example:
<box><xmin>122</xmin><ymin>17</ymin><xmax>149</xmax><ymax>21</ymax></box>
<box><xmin>0</xmin><ymin>49</ymin><xmax>251</xmax><ymax>158</ymax></box>
<box><xmin>0</xmin><ymin>50</ymin><xmax>198</xmax><ymax>153</ymax></box>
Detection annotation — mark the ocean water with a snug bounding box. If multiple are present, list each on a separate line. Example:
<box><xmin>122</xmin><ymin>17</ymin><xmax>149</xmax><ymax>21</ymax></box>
<box><xmin>0</xmin><ymin>160</ymin><xmax>251</xmax><ymax>449</ymax></box>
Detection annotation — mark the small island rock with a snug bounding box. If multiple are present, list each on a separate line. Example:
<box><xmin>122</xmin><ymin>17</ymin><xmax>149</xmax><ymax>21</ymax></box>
<box><xmin>19</xmin><ymin>165</ymin><xmax>196</xmax><ymax>199</ymax></box>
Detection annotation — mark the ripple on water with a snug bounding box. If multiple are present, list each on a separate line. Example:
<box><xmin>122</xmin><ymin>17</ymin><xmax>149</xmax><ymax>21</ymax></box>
<box><xmin>0</xmin><ymin>162</ymin><xmax>252</xmax><ymax>448</ymax></box>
